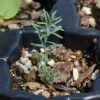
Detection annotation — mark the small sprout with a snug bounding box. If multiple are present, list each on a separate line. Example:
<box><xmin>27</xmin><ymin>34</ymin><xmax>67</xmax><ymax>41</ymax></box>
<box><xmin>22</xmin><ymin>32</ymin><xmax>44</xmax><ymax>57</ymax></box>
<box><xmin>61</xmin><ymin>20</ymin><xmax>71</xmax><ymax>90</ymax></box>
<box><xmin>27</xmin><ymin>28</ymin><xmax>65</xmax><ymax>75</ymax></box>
<box><xmin>32</xmin><ymin>9</ymin><xmax>63</xmax><ymax>84</ymax></box>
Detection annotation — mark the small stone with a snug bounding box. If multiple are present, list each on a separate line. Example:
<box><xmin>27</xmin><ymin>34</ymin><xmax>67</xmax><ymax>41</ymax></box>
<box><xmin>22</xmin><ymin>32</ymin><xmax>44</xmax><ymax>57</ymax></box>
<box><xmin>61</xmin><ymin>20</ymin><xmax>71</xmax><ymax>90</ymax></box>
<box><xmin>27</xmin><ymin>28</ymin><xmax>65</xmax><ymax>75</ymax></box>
<box><xmin>40</xmin><ymin>48</ymin><xmax>45</xmax><ymax>53</ymax></box>
<box><xmin>31</xmin><ymin>10</ymin><xmax>42</xmax><ymax>20</ymax></box>
<box><xmin>22</xmin><ymin>49</ymin><xmax>32</xmax><ymax>58</ymax></box>
<box><xmin>82</xmin><ymin>7</ymin><xmax>92</xmax><ymax>15</ymax></box>
<box><xmin>75</xmin><ymin>91</ymin><xmax>80</xmax><ymax>93</ymax></box>
<box><xmin>8</xmin><ymin>24</ymin><xmax>19</xmax><ymax>29</ymax></box>
<box><xmin>96</xmin><ymin>2</ymin><xmax>100</xmax><ymax>9</ymax></box>
<box><xmin>64</xmin><ymin>92</ymin><xmax>70</xmax><ymax>95</ymax></box>
<box><xmin>73</xmin><ymin>68</ymin><xmax>79</xmax><ymax>81</ymax></box>
<box><xmin>89</xmin><ymin>17</ymin><xmax>96</xmax><ymax>28</ymax></box>
<box><xmin>24</xmin><ymin>0</ymin><xmax>32</xmax><ymax>4</ymax></box>
<box><xmin>74</xmin><ymin>60</ymin><xmax>80</xmax><ymax>67</ymax></box>
<box><xmin>91</xmin><ymin>69</ymin><xmax>99</xmax><ymax>80</ymax></box>
<box><xmin>47</xmin><ymin>59</ymin><xmax>55</xmax><ymax>66</ymax></box>
<box><xmin>16</xmin><ymin>13</ymin><xmax>29</xmax><ymax>20</ymax></box>
<box><xmin>15</xmin><ymin>61</ymin><xmax>29</xmax><ymax>73</ymax></box>
<box><xmin>25</xmin><ymin>60</ymin><xmax>32</xmax><ymax>69</ymax></box>
<box><xmin>94</xmin><ymin>0</ymin><xmax>100</xmax><ymax>9</ymax></box>
<box><xmin>34</xmin><ymin>89</ymin><xmax>44</xmax><ymax>95</ymax></box>
<box><xmin>20</xmin><ymin>57</ymin><xmax>29</xmax><ymax>64</ymax></box>
<box><xmin>70</xmin><ymin>55</ymin><xmax>76</xmax><ymax>59</ymax></box>
<box><xmin>31</xmin><ymin>1</ymin><xmax>41</xmax><ymax>10</ymax></box>
<box><xmin>42</xmin><ymin>91</ymin><xmax>50</xmax><ymax>98</ymax></box>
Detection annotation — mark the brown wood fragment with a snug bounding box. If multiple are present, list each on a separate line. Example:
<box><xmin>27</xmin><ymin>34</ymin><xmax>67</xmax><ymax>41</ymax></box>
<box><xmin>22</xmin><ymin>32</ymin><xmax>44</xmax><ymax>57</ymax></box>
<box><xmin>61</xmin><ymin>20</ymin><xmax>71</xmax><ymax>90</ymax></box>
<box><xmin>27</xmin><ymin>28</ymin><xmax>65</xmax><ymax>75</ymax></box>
<box><xmin>75</xmin><ymin>64</ymin><xmax>96</xmax><ymax>86</ymax></box>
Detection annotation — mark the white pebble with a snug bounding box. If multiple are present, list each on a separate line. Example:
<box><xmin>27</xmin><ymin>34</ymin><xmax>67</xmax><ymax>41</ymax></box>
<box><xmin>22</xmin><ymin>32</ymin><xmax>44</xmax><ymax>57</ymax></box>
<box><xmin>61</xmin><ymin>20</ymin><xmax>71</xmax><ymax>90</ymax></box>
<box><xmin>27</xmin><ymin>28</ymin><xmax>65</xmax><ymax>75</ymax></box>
<box><xmin>82</xmin><ymin>7</ymin><xmax>92</xmax><ymax>15</ymax></box>
<box><xmin>70</xmin><ymin>55</ymin><xmax>76</xmax><ymax>59</ymax></box>
<box><xmin>40</xmin><ymin>48</ymin><xmax>45</xmax><ymax>53</ymax></box>
<box><xmin>34</xmin><ymin>89</ymin><xmax>44</xmax><ymax>95</ymax></box>
<box><xmin>91</xmin><ymin>70</ymin><xmax>99</xmax><ymax>80</ymax></box>
<box><xmin>47</xmin><ymin>59</ymin><xmax>55</xmax><ymax>66</ymax></box>
<box><xmin>24</xmin><ymin>0</ymin><xmax>32</xmax><ymax>4</ymax></box>
<box><xmin>74</xmin><ymin>60</ymin><xmax>79</xmax><ymax>67</ymax></box>
<box><xmin>89</xmin><ymin>17</ymin><xmax>96</xmax><ymax>28</ymax></box>
<box><xmin>42</xmin><ymin>91</ymin><xmax>50</xmax><ymax>98</ymax></box>
<box><xmin>15</xmin><ymin>61</ymin><xmax>29</xmax><ymax>73</ymax></box>
<box><xmin>32</xmin><ymin>49</ymin><xmax>37</xmax><ymax>53</ymax></box>
<box><xmin>8</xmin><ymin>24</ymin><xmax>19</xmax><ymax>29</ymax></box>
<box><xmin>73</xmin><ymin>68</ymin><xmax>79</xmax><ymax>81</ymax></box>
<box><xmin>25</xmin><ymin>60</ymin><xmax>32</xmax><ymax>69</ymax></box>
<box><xmin>94</xmin><ymin>0</ymin><xmax>100</xmax><ymax>8</ymax></box>
<box><xmin>20</xmin><ymin>57</ymin><xmax>29</xmax><ymax>64</ymax></box>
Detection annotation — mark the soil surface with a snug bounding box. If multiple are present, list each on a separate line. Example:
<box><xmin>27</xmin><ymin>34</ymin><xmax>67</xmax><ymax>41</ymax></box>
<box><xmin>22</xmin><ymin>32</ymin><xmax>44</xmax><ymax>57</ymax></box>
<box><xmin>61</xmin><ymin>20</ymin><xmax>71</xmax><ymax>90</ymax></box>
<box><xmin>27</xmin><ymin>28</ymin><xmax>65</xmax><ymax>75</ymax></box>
<box><xmin>10</xmin><ymin>45</ymin><xmax>99</xmax><ymax>98</ymax></box>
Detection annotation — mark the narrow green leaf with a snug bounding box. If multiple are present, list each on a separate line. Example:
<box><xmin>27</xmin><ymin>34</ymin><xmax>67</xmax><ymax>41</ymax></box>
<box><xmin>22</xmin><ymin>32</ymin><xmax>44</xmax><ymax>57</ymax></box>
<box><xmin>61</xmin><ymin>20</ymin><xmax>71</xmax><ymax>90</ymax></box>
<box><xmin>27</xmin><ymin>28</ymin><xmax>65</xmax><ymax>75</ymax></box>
<box><xmin>51</xmin><ymin>11</ymin><xmax>57</xmax><ymax>21</ymax></box>
<box><xmin>53</xmin><ymin>33</ymin><xmax>63</xmax><ymax>39</ymax></box>
<box><xmin>49</xmin><ymin>44</ymin><xmax>62</xmax><ymax>49</ymax></box>
<box><xmin>31</xmin><ymin>43</ymin><xmax>43</xmax><ymax>47</ymax></box>
<box><xmin>52</xmin><ymin>18</ymin><xmax>62</xmax><ymax>25</ymax></box>
<box><xmin>47</xmin><ymin>41</ymin><xmax>56</xmax><ymax>45</ymax></box>
<box><xmin>43</xmin><ymin>9</ymin><xmax>50</xmax><ymax>23</ymax></box>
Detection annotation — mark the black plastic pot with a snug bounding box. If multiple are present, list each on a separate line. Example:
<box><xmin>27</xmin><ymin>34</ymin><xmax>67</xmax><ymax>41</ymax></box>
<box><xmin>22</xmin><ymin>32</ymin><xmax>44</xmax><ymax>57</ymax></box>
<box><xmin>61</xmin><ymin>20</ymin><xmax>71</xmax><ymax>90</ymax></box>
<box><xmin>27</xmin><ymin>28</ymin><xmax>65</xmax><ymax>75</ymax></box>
<box><xmin>0</xmin><ymin>0</ymin><xmax>100</xmax><ymax>100</ymax></box>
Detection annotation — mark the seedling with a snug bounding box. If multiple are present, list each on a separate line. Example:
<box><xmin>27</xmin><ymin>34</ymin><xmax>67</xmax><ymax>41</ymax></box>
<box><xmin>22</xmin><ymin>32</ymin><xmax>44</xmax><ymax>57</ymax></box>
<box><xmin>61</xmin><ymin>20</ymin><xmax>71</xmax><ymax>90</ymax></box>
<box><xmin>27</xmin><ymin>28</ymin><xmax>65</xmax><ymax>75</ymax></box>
<box><xmin>32</xmin><ymin>9</ymin><xmax>63</xmax><ymax>84</ymax></box>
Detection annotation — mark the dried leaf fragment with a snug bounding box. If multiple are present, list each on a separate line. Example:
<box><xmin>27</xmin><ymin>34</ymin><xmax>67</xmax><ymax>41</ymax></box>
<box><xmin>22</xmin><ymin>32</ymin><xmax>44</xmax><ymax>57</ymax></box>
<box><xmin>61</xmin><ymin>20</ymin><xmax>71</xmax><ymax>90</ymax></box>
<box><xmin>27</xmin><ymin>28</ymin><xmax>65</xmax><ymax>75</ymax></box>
<box><xmin>75</xmin><ymin>64</ymin><xmax>96</xmax><ymax>86</ymax></box>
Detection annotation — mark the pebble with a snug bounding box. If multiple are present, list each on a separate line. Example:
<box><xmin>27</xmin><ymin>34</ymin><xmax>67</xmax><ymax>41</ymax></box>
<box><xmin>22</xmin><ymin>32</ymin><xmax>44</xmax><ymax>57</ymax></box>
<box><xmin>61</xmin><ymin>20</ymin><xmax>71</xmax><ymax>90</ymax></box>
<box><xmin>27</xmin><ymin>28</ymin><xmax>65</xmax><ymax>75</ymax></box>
<box><xmin>24</xmin><ymin>0</ymin><xmax>32</xmax><ymax>4</ymax></box>
<box><xmin>34</xmin><ymin>89</ymin><xmax>44</xmax><ymax>95</ymax></box>
<box><xmin>82</xmin><ymin>7</ymin><xmax>92</xmax><ymax>15</ymax></box>
<box><xmin>91</xmin><ymin>69</ymin><xmax>99</xmax><ymax>80</ymax></box>
<box><xmin>20</xmin><ymin>57</ymin><xmax>29</xmax><ymax>64</ymax></box>
<box><xmin>72</xmin><ymin>68</ymin><xmax>79</xmax><ymax>81</ymax></box>
<box><xmin>94</xmin><ymin>0</ymin><xmax>100</xmax><ymax>8</ymax></box>
<box><xmin>89</xmin><ymin>17</ymin><xmax>96</xmax><ymax>28</ymax></box>
<box><xmin>31</xmin><ymin>1</ymin><xmax>41</xmax><ymax>10</ymax></box>
<box><xmin>25</xmin><ymin>60</ymin><xmax>32</xmax><ymax>69</ymax></box>
<box><xmin>31</xmin><ymin>10</ymin><xmax>42</xmax><ymax>20</ymax></box>
<box><xmin>74</xmin><ymin>60</ymin><xmax>80</xmax><ymax>67</ymax></box>
<box><xmin>40</xmin><ymin>48</ymin><xmax>45</xmax><ymax>53</ymax></box>
<box><xmin>42</xmin><ymin>91</ymin><xmax>50</xmax><ymax>98</ymax></box>
<box><xmin>15</xmin><ymin>61</ymin><xmax>29</xmax><ymax>73</ymax></box>
<box><xmin>16</xmin><ymin>13</ymin><xmax>29</xmax><ymax>20</ymax></box>
<box><xmin>47</xmin><ymin>59</ymin><xmax>55</xmax><ymax>66</ymax></box>
<box><xmin>8</xmin><ymin>24</ymin><xmax>19</xmax><ymax>29</ymax></box>
<box><xmin>22</xmin><ymin>50</ymin><xmax>32</xmax><ymax>58</ymax></box>
<box><xmin>70</xmin><ymin>55</ymin><xmax>76</xmax><ymax>59</ymax></box>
